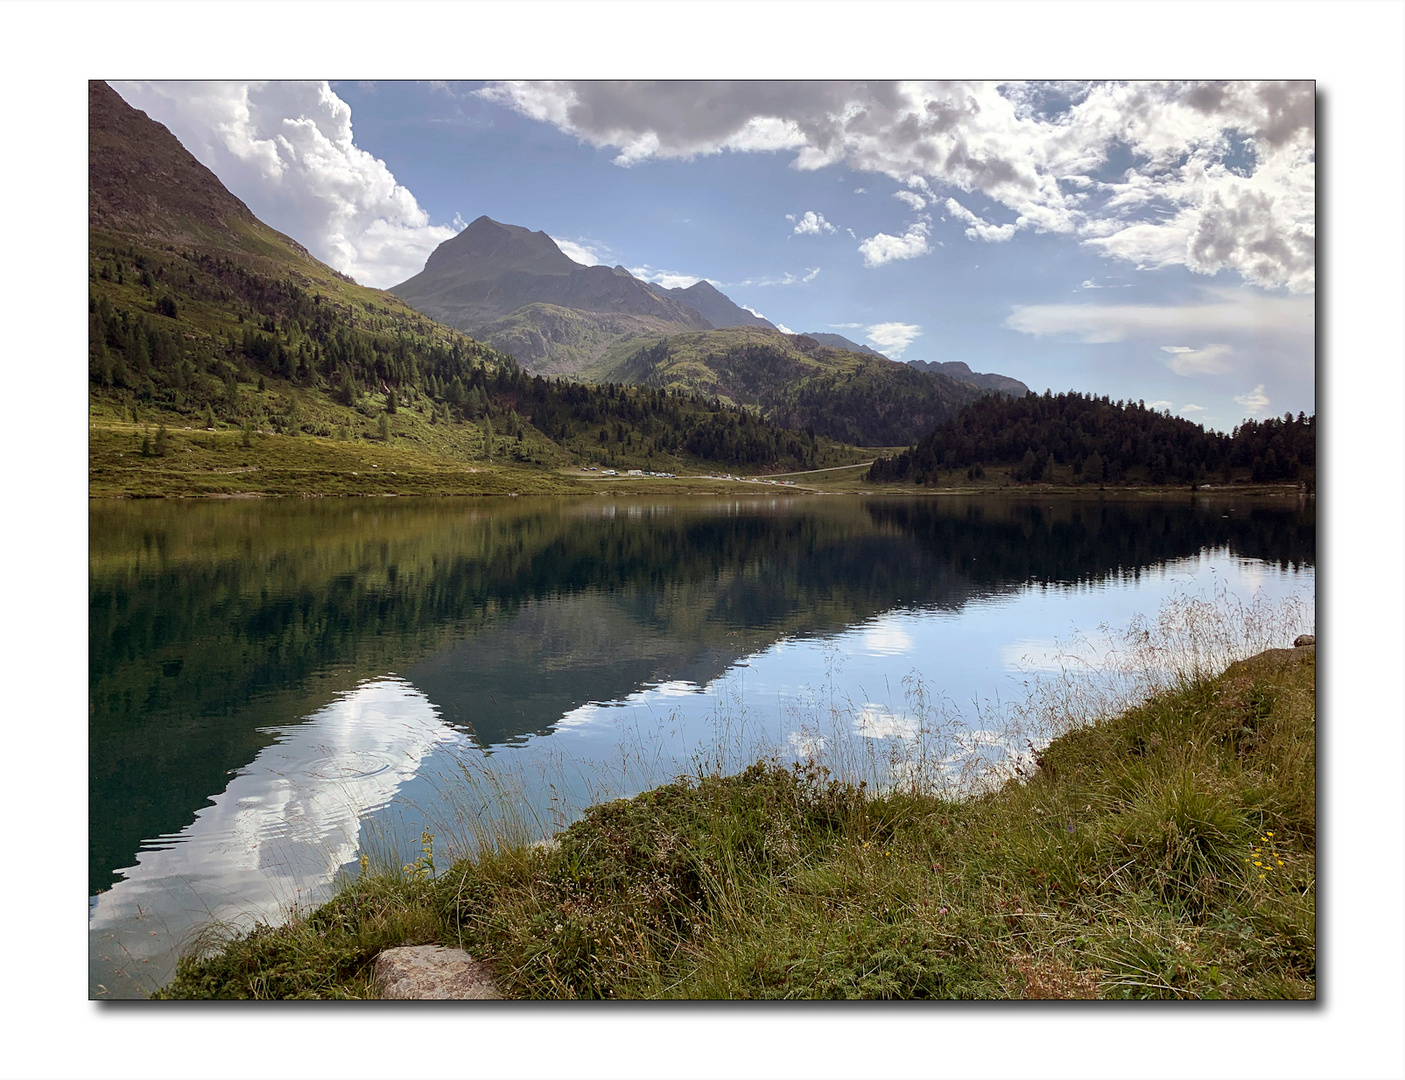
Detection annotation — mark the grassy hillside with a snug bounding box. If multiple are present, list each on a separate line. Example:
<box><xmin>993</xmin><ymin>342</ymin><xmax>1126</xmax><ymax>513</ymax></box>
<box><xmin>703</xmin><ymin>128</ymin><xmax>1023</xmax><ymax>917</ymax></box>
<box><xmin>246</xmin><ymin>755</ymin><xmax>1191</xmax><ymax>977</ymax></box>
<box><xmin>587</xmin><ymin>327</ymin><xmax>985</xmax><ymax>447</ymax></box>
<box><xmin>87</xmin><ymin>84</ymin><xmax>859</xmax><ymax>492</ymax></box>
<box><xmin>155</xmin><ymin>641</ymin><xmax>1315</xmax><ymax>999</ymax></box>
<box><xmin>469</xmin><ymin>303</ymin><xmax>718</xmax><ymax>376</ymax></box>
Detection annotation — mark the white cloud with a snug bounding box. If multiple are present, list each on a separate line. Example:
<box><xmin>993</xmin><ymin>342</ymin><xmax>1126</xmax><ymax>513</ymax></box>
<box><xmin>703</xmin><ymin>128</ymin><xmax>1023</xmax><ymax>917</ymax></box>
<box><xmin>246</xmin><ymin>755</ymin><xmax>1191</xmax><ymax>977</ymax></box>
<box><xmin>830</xmin><ymin>322</ymin><xmax>864</xmax><ymax>329</ymax></box>
<box><xmin>853</xmin><ymin>187</ymin><xmax>868</xmax><ymax>194</ymax></box>
<box><xmin>629</xmin><ymin>265</ymin><xmax>713</xmax><ymax>289</ymax></box>
<box><xmin>1148</xmin><ymin>400</ymin><xmax>1173</xmax><ymax>410</ymax></box>
<box><xmin>892</xmin><ymin>190</ymin><xmax>927</xmax><ymax>211</ymax></box>
<box><xmin>775</xmin><ymin>322</ymin><xmax>796</xmax><ymax>335</ymax></box>
<box><xmin>728</xmin><ymin>269</ymin><xmax>820</xmax><ymax>288</ymax></box>
<box><xmin>552</xmin><ymin>236</ymin><xmax>606</xmax><ymax>266</ymax></box>
<box><xmin>1159</xmin><ymin>343</ymin><xmax>1235</xmax><ymax>376</ymax></box>
<box><xmin>111</xmin><ymin>81</ymin><xmax>460</xmax><ymax>289</ymax></box>
<box><xmin>1234</xmin><ymin>384</ymin><xmax>1272</xmax><ymax>416</ymax></box>
<box><xmin>477</xmin><ymin>80</ymin><xmax>1315</xmax><ymax>292</ymax></box>
<box><xmin>1004</xmin><ymin>287</ymin><xmax>1313</xmax><ymax>345</ymax></box>
<box><xmin>858</xmin><ymin>217</ymin><xmax>931</xmax><ymax>267</ymax></box>
<box><xmin>865</xmin><ymin>322</ymin><xmax>922</xmax><ymax>357</ymax></box>
<box><xmin>1180</xmin><ymin>403</ymin><xmax>1207</xmax><ymax>413</ymax></box>
<box><xmin>791</xmin><ymin>210</ymin><xmax>837</xmax><ymax>235</ymax></box>
<box><xmin>944</xmin><ymin>197</ymin><xmax>1016</xmax><ymax>242</ymax></box>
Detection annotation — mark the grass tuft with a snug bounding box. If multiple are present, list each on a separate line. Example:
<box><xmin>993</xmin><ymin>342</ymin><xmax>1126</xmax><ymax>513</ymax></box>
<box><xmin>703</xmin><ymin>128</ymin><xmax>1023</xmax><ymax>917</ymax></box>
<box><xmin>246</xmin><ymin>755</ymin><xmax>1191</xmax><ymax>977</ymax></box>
<box><xmin>156</xmin><ymin>632</ymin><xmax>1314</xmax><ymax>999</ymax></box>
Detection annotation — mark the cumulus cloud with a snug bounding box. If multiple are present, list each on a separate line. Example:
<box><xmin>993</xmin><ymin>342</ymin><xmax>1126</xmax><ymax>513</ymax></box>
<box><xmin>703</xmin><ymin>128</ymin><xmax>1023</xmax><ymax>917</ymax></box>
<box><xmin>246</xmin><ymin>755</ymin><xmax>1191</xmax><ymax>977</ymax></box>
<box><xmin>858</xmin><ymin>217</ymin><xmax>931</xmax><ymax>267</ymax></box>
<box><xmin>1148</xmin><ymin>400</ymin><xmax>1173</xmax><ymax>410</ymax></box>
<box><xmin>864</xmin><ymin>322</ymin><xmax>922</xmax><ymax>357</ymax></box>
<box><xmin>552</xmin><ymin>236</ymin><xmax>607</xmax><ymax>266</ymax></box>
<box><xmin>788</xmin><ymin>210</ymin><xmax>837</xmax><ymax>235</ymax></box>
<box><xmin>944</xmin><ymin>197</ymin><xmax>1017</xmax><ymax>242</ymax></box>
<box><xmin>476</xmin><ymin>80</ymin><xmax>1315</xmax><ymax>291</ymax></box>
<box><xmin>1180</xmin><ymin>403</ymin><xmax>1207</xmax><ymax>413</ymax></box>
<box><xmin>1159</xmin><ymin>342</ymin><xmax>1235</xmax><ymax>376</ymax></box>
<box><xmin>629</xmin><ymin>265</ymin><xmax>712</xmax><ymax>289</ymax></box>
<box><xmin>112</xmin><ymin>81</ymin><xmax>461</xmax><ymax>288</ymax></box>
<box><xmin>1234</xmin><ymin>384</ymin><xmax>1272</xmax><ymax>416</ymax></box>
<box><xmin>892</xmin><ymin>190</ymin><xmax>927</xmax><ymax>211</ymax></box>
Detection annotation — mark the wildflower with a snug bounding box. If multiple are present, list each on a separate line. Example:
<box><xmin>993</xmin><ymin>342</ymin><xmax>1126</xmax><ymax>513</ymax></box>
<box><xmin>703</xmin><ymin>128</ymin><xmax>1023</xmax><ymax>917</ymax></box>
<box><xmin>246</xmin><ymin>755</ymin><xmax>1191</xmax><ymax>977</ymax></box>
<box><xmin>938</xmin><ymin>907</ymin><xmax>948</xmax><ymax>916</ymax></box>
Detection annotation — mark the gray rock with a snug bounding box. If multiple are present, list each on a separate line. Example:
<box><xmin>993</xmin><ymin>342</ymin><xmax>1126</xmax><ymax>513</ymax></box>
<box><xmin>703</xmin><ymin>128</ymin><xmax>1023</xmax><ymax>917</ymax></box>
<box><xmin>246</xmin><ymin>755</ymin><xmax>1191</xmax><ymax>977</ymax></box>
<box><xmin>1294</xmin><ymin>634</ymin><xmax>1316</xmax><ymax>648</ymax></box>
<box><xmin>374</xmin><ymin>945</ymin><xmax>501</xmax><ymax>999</ymax></box>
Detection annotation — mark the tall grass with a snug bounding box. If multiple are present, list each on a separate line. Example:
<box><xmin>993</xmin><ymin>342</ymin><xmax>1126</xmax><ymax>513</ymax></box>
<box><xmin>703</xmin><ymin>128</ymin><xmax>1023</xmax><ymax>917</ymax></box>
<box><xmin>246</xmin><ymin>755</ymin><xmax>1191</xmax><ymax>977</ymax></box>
<box><xmin>156</xmin><ymin>587</ymin><xmax>1315</xmax><ymax>999</ymax></box>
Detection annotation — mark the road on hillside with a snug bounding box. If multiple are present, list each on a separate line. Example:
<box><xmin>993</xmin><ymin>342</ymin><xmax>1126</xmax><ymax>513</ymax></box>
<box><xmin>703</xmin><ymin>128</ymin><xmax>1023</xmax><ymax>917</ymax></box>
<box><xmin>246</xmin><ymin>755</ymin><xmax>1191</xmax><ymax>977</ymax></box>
<box><xmin>764</xmin><ymin>461</ymin><xmax>876</xmax><ymax>478</ymax></box>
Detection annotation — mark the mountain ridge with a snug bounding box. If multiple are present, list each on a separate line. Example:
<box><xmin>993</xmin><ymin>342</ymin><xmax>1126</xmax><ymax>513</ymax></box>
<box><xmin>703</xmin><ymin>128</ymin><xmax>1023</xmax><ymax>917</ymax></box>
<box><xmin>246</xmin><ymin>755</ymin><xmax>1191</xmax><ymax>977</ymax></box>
<box><xmin>906</xmin><ymin>359</ymin><xmax>1029</xmax><ymax>398</ymax></box>
<box><xmin>650</xmin><ymin>279</ymin><xmax>775</xmax><ymax>331</ymax></box>
<box><xmin>800</xmin><ymin>332</ymin><xmax>887</xmax><ymax>358</ymax></box>
<box><xmin>391</xmin><ymin>218</ymin><xmax>792</xmax><ymax>373</ymax></box>
<box><xmin>391</xmin><ymin>218</ymin><xmax>716</xmax><ymax>372</ymax></box>
<box><xmin>588</xmin><ymin>326</ymin><xmax>987</xmax><ymax>447</ymax></box>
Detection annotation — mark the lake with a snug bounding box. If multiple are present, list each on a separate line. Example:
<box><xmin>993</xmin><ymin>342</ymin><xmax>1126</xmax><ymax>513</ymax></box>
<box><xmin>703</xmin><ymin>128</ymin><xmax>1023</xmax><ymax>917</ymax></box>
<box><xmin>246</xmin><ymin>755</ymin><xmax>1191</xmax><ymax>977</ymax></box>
<box><xmin>89</xmin><ymin>492</ymin><xmax>1314</xmax><ymax>997</ymax></box>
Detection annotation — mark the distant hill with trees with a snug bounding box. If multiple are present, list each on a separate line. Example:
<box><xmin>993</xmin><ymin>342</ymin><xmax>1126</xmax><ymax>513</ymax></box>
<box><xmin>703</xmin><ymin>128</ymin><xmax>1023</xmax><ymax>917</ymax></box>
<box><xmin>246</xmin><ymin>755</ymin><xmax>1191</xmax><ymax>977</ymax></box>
<box><xmin>867</xmin><ymin>391</ymin><xmax>1315</xmax><ymax>488</ymax></box>
<box><xmin>587</xmin><ymin>327</ymin><xmax>989</xmax><ymax>447</ymax></box>
<box><xmin>905</xmin><ymin>359</ymin><xmax>1029</xmax><ymax>398</ymax></box>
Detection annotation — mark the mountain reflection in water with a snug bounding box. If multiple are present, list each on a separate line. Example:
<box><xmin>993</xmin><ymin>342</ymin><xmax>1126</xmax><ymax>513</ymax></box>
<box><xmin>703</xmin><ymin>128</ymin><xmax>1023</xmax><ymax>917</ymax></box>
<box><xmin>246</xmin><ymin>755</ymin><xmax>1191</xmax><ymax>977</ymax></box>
<box><xmin>89</xmin><ymin>494</ymin><xmax>1313</xmax><ymax>996</ymax></box>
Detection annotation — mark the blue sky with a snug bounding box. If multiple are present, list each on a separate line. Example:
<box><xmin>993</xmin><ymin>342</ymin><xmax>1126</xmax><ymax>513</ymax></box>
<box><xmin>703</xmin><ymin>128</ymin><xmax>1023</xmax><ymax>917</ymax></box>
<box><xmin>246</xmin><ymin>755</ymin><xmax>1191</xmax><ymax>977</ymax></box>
<box><xmin>114</xmin><ymin>80</ymin><xmax>1315</xmax><ymax>430</ymax></box>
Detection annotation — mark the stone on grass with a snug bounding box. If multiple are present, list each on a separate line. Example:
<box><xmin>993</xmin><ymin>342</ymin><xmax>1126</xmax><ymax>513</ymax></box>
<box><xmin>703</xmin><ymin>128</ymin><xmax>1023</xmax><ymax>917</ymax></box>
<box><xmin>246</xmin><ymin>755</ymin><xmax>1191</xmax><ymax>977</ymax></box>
<box><xmin>374</xmin><ymin>945</ymin><xmax>501</xmax><ymax>999</ymax></box>
<box><xmin>1294</xmin><ymin>634</ymin><xmax>1316</xmax><ymax>648</ymax></box>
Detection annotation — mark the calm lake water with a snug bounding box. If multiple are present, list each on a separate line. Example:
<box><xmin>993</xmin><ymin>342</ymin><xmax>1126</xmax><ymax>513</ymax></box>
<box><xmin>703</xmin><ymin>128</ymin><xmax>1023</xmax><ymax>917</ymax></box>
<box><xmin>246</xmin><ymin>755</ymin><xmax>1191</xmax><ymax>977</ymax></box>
<box><xmin>89</xmin><ymin>493</ymin><xmax>1314</xmax><ymax>997</ymax></box>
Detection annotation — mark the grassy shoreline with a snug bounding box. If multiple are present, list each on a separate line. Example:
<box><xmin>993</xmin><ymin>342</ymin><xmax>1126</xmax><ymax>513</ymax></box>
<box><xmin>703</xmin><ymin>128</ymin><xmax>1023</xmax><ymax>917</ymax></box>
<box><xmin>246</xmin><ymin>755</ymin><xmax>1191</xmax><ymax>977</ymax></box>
<box><xmin>154</xmin><ymin>642</ymin><xmax>1315</xmax><ymax>1000</ymax></box>
<box><xmin>90</xmin><ymin>419</ymin><xmax>1310</xmax><ymax>501</ymax></box>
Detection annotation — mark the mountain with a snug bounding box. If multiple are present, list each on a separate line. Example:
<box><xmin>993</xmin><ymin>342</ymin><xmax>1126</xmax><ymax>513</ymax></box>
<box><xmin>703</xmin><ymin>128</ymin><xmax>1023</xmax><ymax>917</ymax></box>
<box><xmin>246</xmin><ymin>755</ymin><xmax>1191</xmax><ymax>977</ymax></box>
<box><xmin>800</xmin><ymin>332</ymin><xmax>888</xmax><ymax>358</ymax></box>
<box><xmin>797</xmin><ymin>339</ymin><xmax>1028</xmax><ymax>398</ymax></box>
<box><xmin>589</xmin><ymin>327</ymin><xmax>986</xmax><ymax>447</ymax></box>
<box><xmin>906</xmin><ymin>359</ymin><xmax>1029</xmax><ymax>397</ymax></box>
<box><xmin>651</xmin><ymin>280</ymin><xmax>775</xmax><ymax>330</ymax></box>
<box><xmin>89</xmin><ymin>81</ymin><xmax>324</xmax><ymax>266</ymax></box>
<box><xmin>87</xmin><ymin>82</ymin><xmax>856</xmax><ymax>490</ymax></box>
<box><xmin>391</xmin><ymin>217</ymin><xmax>714</xmax><ymax>374</ymax></box>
